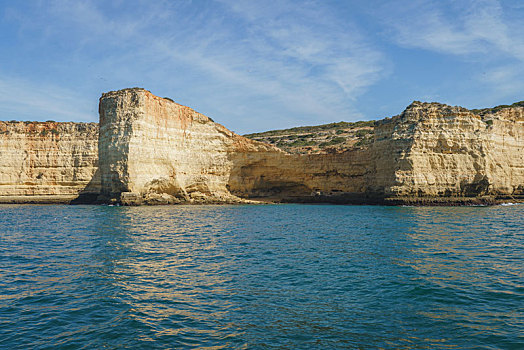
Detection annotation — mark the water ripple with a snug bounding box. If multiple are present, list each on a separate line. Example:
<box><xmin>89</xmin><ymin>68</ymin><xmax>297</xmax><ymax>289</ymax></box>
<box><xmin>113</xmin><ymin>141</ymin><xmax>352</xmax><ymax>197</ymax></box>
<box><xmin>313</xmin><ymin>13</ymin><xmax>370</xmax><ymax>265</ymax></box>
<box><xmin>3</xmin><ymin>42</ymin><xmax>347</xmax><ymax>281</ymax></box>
<box><xmin>0</xmin><ymin>204</ymin><xmax>522</xmax><ymax>349</ymax></box>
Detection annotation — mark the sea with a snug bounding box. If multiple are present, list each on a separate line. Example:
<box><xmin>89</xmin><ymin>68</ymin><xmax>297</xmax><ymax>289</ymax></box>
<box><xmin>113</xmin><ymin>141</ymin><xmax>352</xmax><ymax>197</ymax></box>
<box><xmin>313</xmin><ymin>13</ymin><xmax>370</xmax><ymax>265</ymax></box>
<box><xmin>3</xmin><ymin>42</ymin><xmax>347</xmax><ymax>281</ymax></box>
<box><xmin>0</xmin><ymin>204</ymin><xmax>522</xmax><ymax>349</ymax></box>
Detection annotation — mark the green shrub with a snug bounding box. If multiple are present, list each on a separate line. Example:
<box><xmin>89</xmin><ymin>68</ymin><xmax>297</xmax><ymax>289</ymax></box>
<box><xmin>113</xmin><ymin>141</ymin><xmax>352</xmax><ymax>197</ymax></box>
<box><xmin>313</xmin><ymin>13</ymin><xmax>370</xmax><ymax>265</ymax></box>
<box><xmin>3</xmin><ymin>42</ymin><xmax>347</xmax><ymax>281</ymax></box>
<box><xmin>319</xmin><ymin>136</ymin><xmax>346</xmax><ymax>147</ymax></box>
<box><xmin>471</xmin><ymin>100</ymin><xmax>524</xmax><ymax>115</ymax></box>
<box><xmin>355</xmin><ymin>137</ymin><xmax>373</xmax><ymax>147</ymax></box>
<box><xmin>243</xmin><ymin>120</ymin><xmax>375</xmax><ymax>138</ymax></box>
<box><xmin>289</xmin><ymin>139</ymin><xmax>317</xmax><ymax>147</ymax></box>
<box><xmin>355</xmin><ymin>129</ymin><xmax>373</xmax><ymax>137</ymax></box>
<box><xmin>298</xmin><ymin>133</ymin><xmax>314</xmax><ymax>139</ymax></box>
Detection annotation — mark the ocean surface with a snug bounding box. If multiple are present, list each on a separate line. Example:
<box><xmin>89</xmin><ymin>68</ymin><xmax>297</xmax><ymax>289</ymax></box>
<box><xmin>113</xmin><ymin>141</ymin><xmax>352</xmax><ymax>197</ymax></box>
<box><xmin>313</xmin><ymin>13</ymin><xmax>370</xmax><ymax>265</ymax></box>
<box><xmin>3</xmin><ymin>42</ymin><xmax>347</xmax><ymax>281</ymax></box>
<box><xmin>0</xmin><ymin>204</ymin><xmax>522</xmax><ymax>349</ymax></box>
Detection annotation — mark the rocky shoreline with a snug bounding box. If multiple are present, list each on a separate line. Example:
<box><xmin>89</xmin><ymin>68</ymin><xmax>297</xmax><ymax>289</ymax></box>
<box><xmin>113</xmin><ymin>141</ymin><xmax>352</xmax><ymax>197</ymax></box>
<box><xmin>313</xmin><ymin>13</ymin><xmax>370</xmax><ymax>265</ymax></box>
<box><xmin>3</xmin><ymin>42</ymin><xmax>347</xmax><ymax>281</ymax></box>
<box><xmin>0</xmin><ymin>88</ymin><xmax>522</xmax><ymax>206</ymax></box>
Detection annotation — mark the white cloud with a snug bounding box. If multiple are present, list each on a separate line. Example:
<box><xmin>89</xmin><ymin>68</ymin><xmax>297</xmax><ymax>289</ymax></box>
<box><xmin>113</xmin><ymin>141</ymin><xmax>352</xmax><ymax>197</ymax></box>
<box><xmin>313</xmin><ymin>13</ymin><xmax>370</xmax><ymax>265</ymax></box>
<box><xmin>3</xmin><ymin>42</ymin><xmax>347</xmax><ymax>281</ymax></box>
<box><xmin>377</xmin><ymin>0</ymin><xmax>524</xmax><ymax>104</ymax></box>
<box><xmin>382</xmin><ymin>0</ymin><xmax>524</xmax><ymax>60</ymax></box>
<box><xmin>3</xmin><ymin>0</ymin><xmax>524</xmax><ymax>131</ymax></box>
<box><xmin>1</xmin><ymin>0</ymin><xmax>387</xmax><ymax>131</ymax></box>
<box><xmin>217</xmin><ymin>0</ymin><xmax>385</xmax><ymax>96</ymax></box>
<box><xmin>477</xmin><ymin>63</ymin><xmax>524</xmax><ymax>99</ymax></box>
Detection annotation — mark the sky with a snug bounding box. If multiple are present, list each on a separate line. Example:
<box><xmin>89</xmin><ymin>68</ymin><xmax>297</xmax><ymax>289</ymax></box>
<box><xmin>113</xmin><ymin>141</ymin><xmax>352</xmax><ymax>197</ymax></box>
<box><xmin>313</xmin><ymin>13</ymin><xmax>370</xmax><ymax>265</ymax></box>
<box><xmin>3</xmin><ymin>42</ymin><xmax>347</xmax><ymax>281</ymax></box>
<box><xmin>0</xmin><ymin>0</ymin><xmax>523</xmax><ymax>134</ymax></box>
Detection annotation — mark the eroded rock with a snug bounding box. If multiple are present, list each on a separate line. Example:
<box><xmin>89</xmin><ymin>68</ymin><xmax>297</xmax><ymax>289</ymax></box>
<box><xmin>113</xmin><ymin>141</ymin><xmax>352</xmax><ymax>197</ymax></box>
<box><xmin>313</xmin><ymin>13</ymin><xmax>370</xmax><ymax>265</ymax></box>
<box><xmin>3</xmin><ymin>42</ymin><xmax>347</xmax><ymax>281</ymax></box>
<box><xmin>1</xmin><ymin>89</ymin><xmax>522</xmax><ymax>205</ymax></box>
<box><xmin>0</xmin><ymin>121</ymin><xmax>99</xmax><ymax>203</ymax></box>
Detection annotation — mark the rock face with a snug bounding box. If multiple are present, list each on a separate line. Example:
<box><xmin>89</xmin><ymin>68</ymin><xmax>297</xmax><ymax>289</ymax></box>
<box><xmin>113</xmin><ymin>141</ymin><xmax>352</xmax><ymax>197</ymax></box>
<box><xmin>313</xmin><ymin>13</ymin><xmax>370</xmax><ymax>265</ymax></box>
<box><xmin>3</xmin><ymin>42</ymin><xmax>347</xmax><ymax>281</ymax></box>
<box><xmin>372</xmin><ymin>102</ymin><xmax>524</xmax><ymax>203</ymax></box>
<box><xmin>98</xmin><ymin>88</ymin><xmax>280</xmax><ymax>205</ymax></box>
<box><xmin>0</xmin><ymin>121</ymin><xmax>99</xmax><ymax>203</ymax></box>
<box><xmin>229</xmin><ymin>104</ymin><xmax>524</xmax><ymax>204</ymax></box>
<box><xmin>97</xmin><ymin>90</ymin><xmax>524</xmax><ymax>205</ymax></box>
<box><xmin>227</xmin><ymin>148</ymin><xmax>376</xmax><ymax>203</ymax></box>
<box><xmin>1</xmin><ymin>88</ymin><xmax>523</xmax><ymax>205</ymax></box>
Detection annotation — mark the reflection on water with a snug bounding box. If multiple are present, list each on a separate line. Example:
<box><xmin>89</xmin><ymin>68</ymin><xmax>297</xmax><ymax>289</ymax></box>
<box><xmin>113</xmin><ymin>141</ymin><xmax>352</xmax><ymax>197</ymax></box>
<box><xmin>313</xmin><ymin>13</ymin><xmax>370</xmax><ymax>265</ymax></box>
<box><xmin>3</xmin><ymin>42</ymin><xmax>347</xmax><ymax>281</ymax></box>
<box><xmin>87</xmin><ymin>207</ymin><xmax>243</xmax><ymax>348</ymax></box>
<box><xmin>0</xmin><ymin>204</ymin><xmax>523</xmax><ymax>349</ymax></box>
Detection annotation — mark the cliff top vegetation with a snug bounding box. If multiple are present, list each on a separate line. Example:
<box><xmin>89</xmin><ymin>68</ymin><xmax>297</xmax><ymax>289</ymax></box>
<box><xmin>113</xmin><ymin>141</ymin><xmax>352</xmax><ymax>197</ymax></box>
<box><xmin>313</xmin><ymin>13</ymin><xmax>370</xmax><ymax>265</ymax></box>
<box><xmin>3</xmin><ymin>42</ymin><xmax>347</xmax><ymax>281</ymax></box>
<box><xmin>244</xmin><ymin>120</ymin><xmax>375</xmax><ymax>154</ymax></box>
<box><xmin>471</xmin><ymin>101</ymin><xmax>524</xmax><ymax>115</ymax></box>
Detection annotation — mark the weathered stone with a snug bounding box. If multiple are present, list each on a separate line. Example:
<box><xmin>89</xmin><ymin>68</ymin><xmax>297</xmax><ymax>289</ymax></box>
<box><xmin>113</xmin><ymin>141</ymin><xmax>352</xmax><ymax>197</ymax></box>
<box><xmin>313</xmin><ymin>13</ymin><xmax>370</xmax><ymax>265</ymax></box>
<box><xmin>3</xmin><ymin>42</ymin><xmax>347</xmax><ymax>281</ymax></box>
<box><xmin>0</xmin><ymin>88</ymin><xmax>522</xmax><ymax>205</ymax></box>
<box><xmin>120</xmin><ymin>192</ymin><xmax>143</xmax><ymax>206</ymax></box>
<box><xmin>0</xmin><ymin>121</ymin><xmax>99</xmax><ymax>203</ymax></box>
<box><xmin>97</xmin><ymin>89</ymin><xmax>524</xmax><ymax>205</ymax></box>
<box><xmin>372</xmin><ymin>102</ymin><xmax>524</xmax><ymax>200</ymax></box>
<box><xmin>143</xmin><ymin>193</ymin><xmax>180</xmax><ymax>205</ymax></box>
<box><xmin>98</xmin><ymin>88</ymin><xmax>281</xmax><ymax>204</ymax></box>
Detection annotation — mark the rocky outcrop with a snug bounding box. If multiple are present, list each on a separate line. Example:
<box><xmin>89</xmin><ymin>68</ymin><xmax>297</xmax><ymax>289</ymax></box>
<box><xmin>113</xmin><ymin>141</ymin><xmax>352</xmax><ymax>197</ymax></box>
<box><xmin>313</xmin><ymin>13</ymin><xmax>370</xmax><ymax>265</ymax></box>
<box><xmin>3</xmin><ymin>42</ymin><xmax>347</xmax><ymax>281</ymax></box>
<box><xmin>0</xmin><ymin>121</ymin><xmax>99</xmax><ymax>203</ymax></box>
<box><xmin>227</xmin><ymin>148</ymin><xmax>376</xmax><ymax>203</ymax></box>
<box><xmin>96</xmin><ymin>89</ymin><xmax>524</xmax><ymax>205</ymax></box>
<box><xmin>231</xmin><ymin>104</ymin><xmax>524</xmax><ymax>204</ymax></box>
<box><xmin>372</xmin><ymin>102</ymin><xmax>524</xmax><ymax>203</ymax></box>
<box><xmin>98</xmin><ymin>88</ymin><xmax>280</xmax><ymax>205</ymax></box>
<box><xmin>1</xmin><ymin>88</ymin><xmax>522</xmax><ymax>205</ymax></box>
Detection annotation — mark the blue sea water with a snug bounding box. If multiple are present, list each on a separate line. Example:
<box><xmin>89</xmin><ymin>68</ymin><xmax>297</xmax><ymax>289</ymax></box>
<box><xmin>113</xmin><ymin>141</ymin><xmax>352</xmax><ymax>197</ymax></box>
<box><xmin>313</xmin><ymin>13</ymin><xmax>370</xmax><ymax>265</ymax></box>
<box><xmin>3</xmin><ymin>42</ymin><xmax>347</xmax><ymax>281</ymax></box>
<box><xmin>0</xmin><ymin>204</ymin><xmax>522</xmax><ymax>349</ymax></box>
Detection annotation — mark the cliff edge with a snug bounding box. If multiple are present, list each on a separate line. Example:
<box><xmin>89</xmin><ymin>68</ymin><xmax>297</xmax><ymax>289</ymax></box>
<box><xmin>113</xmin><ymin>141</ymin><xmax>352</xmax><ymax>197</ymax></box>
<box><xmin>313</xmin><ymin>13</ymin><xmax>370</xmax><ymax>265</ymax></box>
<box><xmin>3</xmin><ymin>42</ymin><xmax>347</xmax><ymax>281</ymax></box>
<box><xmin>373</xmin><ymin>101</ymin><xmax>524</xmax><ymax>204</ymax></box>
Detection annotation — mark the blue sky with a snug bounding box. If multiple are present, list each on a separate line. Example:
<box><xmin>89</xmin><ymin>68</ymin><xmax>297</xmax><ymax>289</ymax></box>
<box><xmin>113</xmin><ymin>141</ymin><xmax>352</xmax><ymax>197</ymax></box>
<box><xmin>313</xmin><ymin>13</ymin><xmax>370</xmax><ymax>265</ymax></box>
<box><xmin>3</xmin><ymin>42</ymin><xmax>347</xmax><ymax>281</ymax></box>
<box><xmin>0</xmin><ymin>0</ymin><xmax>523</xmax><ymax>133</ymax></box>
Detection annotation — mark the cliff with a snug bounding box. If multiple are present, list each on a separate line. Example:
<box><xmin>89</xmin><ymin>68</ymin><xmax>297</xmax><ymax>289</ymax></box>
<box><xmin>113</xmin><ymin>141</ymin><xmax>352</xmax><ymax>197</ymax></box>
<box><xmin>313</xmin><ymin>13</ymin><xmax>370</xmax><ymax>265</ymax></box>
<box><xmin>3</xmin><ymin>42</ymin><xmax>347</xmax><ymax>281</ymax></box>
<box><xmin>97</xmin><ymin>88</ymin><xmax>385</xmax><ymax>205</ymax></box>
<box><xmin>374</xmin><ymin>102</ymin><xmax>524</xmax><ymax>204</ymax></box>
<box><xmin>233</xmin><ymin>104</ymin><xmax>524</xmax><ymax>204</ymax></box>
<box><xmin>98</xmin><ymin>88</ymin><xmax>280</xmax><ymax>205</ymax></box>
<box><xmin>227</xmin><ymin>148</ymin><xmax>375</xmax><ymax>203</ymax></box>
<box><xmin>0</xmin><ymin>121</ymin><xmax>99</xmax><ymax>203</ymax></box>
<box><xmin>1</xmin><ymin>88</ymin><xmax>522</xmax><ymax>205</ymax></box>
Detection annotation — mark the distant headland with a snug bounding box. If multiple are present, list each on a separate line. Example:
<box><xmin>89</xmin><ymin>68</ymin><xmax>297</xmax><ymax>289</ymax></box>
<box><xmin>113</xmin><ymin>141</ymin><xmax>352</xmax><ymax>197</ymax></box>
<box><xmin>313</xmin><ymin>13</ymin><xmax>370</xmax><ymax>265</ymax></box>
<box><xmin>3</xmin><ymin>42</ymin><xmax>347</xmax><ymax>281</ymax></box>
<box><xmin>0</xmin><ymin>88</ymin><xmax>522</xmax><ymax>205</ymax></box>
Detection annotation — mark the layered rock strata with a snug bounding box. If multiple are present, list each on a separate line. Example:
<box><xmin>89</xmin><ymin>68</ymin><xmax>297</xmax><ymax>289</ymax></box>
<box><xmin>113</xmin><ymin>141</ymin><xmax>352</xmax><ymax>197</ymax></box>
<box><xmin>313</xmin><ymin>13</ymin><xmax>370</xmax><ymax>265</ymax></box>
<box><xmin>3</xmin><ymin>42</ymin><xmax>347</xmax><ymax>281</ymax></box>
<box><xmin>1</xmin><ymin>88</ymin><xmax>522</xmax><ymax>205</ymax></box>
<box><xmin>227</xmin><ymin>148</ymin><xmax>376</xmax><ymax>203</ymax></box>
<box><xmin>0</xmin><ymin>121</ymin><xmax>99</xmax><ymax>203</ymax></box>
<box><xmin>372</xmin><ymin>102</ymin><xmax>524</xmax><ymax>204</ymax></box>
<box><xmin>97</xmin><ymin>89</ymin><xmax>524</xmax><ymax>205</ymax></box>
<box><xmin>98</xmin><ymin>88</ymin><xmax>280</xmax><ymax>205</ymax></box>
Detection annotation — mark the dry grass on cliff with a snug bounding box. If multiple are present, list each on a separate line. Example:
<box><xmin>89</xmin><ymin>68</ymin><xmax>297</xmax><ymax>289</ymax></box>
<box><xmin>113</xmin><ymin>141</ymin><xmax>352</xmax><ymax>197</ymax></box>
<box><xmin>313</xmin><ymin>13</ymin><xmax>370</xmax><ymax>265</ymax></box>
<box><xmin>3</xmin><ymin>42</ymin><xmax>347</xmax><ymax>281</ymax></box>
<box><xmin>244</xmin><ymin>120</ymin><xmax>375</xmax><ymax>154</ymax></box>
<box><xmin>471</xmin><ymin>100</ymin><xmax>524</xmax><ymax>115</ymax></box>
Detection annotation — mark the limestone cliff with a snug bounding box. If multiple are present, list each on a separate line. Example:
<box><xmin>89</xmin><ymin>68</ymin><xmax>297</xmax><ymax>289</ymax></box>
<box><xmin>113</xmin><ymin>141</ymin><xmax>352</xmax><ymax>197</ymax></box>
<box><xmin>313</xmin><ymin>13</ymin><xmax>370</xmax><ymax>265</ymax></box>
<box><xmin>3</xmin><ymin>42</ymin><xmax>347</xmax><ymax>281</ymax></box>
<box><xmin>98</xmin><ymin>88</ymin><xmax>280</xmax><ymax>204</ymax></box>
<box><xmin>227</xmin><ymin>149</ymin><xmax>375</xmax><ymax>203</ymax></box>
<box><xmin>373</xmin><ymin>102</ymin><xmax>524</xmax><ymax>203</ymax></box>
<box><xmin>1</xmin><ymin>87</ymin><xmax>522</xmax><ymax>205</ymax></box>
<box><xmin>0</xmin><ymin>121</ymin><xmax>99</xmax><ymax>203</ymax></box>
<box><xmin>97</xmin><ymin>89</ymin><xmax>524</xmax><ymax>205</ymax></box>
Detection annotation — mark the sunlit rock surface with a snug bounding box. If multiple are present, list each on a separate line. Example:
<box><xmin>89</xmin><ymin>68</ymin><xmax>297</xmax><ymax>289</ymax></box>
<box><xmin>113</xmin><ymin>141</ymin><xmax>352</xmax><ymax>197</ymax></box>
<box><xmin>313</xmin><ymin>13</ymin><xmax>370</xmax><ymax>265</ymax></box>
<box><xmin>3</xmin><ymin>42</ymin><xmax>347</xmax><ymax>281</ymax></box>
<box><xmin>98</xmin><ymin>88</ymin><xmax>281</xmax><ymax>204</ymax></box>
<box><xmin>0</xmin><ymin>121</ymin><xmax>99</xmax><ymax>203</ymax></box>
<box><xmin>373</xmin><ymin>102</ymin><xmax>524</xmax><ymax>204</ymax></box>
<box><xmin>1</xmin><ymin>88</ymin><xmax>522</xmax><ymax>205</ymax></box>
